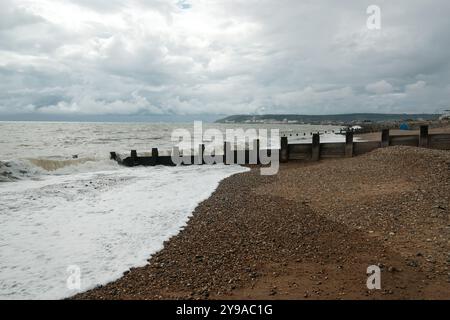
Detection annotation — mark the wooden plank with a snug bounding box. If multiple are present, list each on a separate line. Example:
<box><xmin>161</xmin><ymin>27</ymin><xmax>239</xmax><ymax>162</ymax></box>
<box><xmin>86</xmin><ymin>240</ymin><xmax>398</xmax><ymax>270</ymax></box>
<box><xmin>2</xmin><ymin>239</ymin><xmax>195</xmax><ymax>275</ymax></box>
<box><xmin>158</xmin><ymin>155</ymin><xmax>176</xmax><ymax>166</ymax></box>
<box><xmin>353</xmin><ymin>141</ymin><xmax>381</xmax><ymax>156</ymax></box>
<box><xmin>429</xmin><ymin>134</ymin><xmax>450</xmax><ymax>150</ymax></box>
<box><xmin>321</xmin><ymin>143</ymin><xmax>346</xmax><ymax>158</ymax></box>
<box><xmin>288</xmin><ymin>144</ymin><xmax>312</xmax><ymax>160</ymax></box>
<box><xmin>389</xmin><ymin>135</ymin><xmax>419</xmax><ymax>147</ymax></box>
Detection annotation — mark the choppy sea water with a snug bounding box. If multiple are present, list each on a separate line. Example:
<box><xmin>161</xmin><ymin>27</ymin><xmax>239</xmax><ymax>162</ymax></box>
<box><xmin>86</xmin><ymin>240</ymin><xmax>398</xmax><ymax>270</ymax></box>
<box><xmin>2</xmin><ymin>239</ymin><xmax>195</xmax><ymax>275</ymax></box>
<box><xmin>0</xmin><ymin>121</ymin><xmax>343</xmax><ymax>299</ymax></box>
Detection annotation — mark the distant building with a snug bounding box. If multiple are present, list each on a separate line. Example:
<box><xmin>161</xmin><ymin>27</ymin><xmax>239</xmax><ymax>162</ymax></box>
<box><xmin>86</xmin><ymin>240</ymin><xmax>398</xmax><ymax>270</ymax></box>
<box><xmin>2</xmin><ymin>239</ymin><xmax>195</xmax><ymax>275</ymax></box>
<box><xmin>440</xmin><ymin>110</ymin><xmax>450</xmax><ymax>120</ymax></box>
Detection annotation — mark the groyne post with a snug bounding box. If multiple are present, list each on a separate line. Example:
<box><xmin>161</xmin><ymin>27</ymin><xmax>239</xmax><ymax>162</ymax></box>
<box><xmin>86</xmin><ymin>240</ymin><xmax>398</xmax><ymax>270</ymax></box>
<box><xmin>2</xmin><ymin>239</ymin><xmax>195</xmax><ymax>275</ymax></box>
<box><xmin>250</xmin><ymin>139</ymin><xmax>260</xmax><ymax>164</ymax></box>
<box><xmin>345</xmin><ymin>131</ymin><xmax>354</xmax><ymax>158</ymax></box>
<box><xmin>223</xmin><ymin>141</ymin><xmax>227</xmax><ymax>164</ymax></box>
<box><xmin>381</xmin><ymin>129</ymin><xmax>390</xmax><ymax>148</ymax></box>
<box><xmin>131</xmin><ymin>150</ymin><xmax>138</xmax><ymax>166</ymax></box>
<box><xmin>280</xmin><ymin>137</ymin><xmax>289</xmax><ymax>163</ymax></box>
<box><xmin>256</xmin><ymin>139</ymin><xmax>260</xmax><ymax>164</ymax></box>
<box><xmin>131</xmin><ymin>150</ymin><xmax>139</xmax><ymax>166</ymax></box>
<box><xmin>419</xmin><ymin>125</ymin><xmax>429</xmax><ymax>148</ymax></box>
<box><xmin>224</xmin><ymin>142</ymin><xmax>231</xmax><ymax>165</ymax></box>
<box><xmin>200</xmin><ymin>144</ymin><xmax>205</xmax><ymax>165</ymax></box>
<box><xmin>152</xmin><ymin>148</ymin><xmax>159</xmax><ymax>166</ymax></box>
<box><xmin>312</xmin><ymin>133</ymin><xmax>320</xmax><ymax>161</ymax></box>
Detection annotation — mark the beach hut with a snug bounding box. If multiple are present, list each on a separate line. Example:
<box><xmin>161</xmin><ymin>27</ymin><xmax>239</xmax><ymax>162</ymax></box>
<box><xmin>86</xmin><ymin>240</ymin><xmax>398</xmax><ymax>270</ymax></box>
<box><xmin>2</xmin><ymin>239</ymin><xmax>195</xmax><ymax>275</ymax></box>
<box><xmin>399</xmin><ymin>123</ymin><xmax>410</xmax><ymax>130</ymax></box>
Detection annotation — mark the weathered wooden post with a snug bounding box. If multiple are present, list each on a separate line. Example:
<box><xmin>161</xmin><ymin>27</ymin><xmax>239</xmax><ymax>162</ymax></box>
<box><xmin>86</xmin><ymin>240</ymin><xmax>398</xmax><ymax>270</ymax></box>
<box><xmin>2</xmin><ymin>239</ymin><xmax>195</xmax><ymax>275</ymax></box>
<box><xmin>110</xmin><ymin>152</ymin><xmax>117</xmax><ymax>161</ymax></box>
<box><xmin>130</xmin><ymin>150</ymin><xmax>138</xmax><ymax>166</ymax></box>
<box><xmin>249</xmin><ymin>139</ymin><xmax>260</xmax><ymax>164</ymax></box>
<box><xmin>200</xmin><ymin>144</ymin><xmax>205</xmax><ymax>165</ymax></box>
<box><xmin>419</xmin><ymin>125</ymin><xmax>429</xmax><ymax>148</ymax></box>
<box><xmin>312</xmin><ymin>133</ymin><xmax>320</xmax><ymax>161</ymax></box>
<box><xmin>381</xmin><ymin>129</ymin><xmax>390</xmax><ymax>148</ymax></box>
<box><xmin>223</xmin><ymin>142</ymin><xmax>228</xmax><ymax>165</ymax></box>
<box><xmin>280</xmin><ymin>136</ymin><xmax>289</xmax><ymax>163</ymax></box>
<box><xmin>256</xmin><ymin>139</ymin><xmax>260</xmax><ymax>165</ymax></box>
<box><xmin>151</xmin><ymin>148</ymin><xmax>159</xmax><ymax>166</ymax></box>
<box><xmin>345</xmin><ymin>131</ymin><xmax>354</xmax><ymax>158</ymax></box>
<box><xmin>223</xmin><ymin>141</ymin><xmax>227</xmax><ymax>165</ymax></box>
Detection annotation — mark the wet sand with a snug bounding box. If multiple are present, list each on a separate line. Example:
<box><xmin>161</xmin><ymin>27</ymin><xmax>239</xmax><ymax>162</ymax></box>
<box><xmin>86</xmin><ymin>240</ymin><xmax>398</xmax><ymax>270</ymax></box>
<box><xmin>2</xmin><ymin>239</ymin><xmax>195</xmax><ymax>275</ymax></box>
<box><xmin>74</xmin><ymin>146</ymin><xmax>450</xmax><ymax>300</ymax></box>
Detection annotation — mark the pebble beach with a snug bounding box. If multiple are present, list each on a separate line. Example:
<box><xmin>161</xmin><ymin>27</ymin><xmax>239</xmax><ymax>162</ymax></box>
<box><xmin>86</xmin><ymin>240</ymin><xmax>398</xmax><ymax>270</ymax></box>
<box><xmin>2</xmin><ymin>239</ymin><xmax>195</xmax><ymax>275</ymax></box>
<box><xmin>74</xmin><ymin>145</ymin><xmax>450</xmax><ymax>300</ymax></box>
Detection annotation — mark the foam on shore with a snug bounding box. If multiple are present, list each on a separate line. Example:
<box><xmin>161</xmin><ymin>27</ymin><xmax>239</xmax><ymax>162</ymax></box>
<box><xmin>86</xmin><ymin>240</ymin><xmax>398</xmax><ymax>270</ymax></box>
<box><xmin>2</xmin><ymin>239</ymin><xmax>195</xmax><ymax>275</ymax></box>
<box><xmin>0</xmin><ymin>163</ymin><xmax>249</xmax><ymax>299</ymax></box>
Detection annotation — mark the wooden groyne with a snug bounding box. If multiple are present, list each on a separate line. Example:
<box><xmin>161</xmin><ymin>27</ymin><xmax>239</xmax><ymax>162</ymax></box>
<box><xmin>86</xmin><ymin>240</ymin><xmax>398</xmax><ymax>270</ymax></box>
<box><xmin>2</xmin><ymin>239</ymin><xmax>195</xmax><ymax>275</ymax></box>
<box><xmin>110</xmin><ymin>125</ymin><xmax>450</xmax><ymax>167</ymax></box>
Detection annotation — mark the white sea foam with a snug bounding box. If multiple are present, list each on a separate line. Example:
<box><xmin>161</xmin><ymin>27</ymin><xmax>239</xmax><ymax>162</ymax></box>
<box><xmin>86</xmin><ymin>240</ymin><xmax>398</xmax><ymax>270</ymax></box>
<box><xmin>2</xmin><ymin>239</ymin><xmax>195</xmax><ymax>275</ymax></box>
<box><xmin>0</xmin><ymin>161</ymin><xmax>249</xmax><ymax>299</ymax></box>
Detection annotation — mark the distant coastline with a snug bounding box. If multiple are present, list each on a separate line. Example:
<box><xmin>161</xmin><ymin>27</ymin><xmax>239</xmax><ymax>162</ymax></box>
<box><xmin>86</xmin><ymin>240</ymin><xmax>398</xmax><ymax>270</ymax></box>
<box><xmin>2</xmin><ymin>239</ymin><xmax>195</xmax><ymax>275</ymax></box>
<box><xmin>215</xmin><ymin>113</ymin><xmax>442</xmax><ymax>125</ymax></box>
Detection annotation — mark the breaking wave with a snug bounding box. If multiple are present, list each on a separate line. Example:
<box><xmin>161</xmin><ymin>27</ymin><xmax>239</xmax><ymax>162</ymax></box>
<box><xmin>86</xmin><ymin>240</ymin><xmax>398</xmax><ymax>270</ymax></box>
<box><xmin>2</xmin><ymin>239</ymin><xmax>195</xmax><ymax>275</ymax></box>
<box><xmin>28</xmin><ymin>157</ymin><xmax>96</xmax><ymax>171</ymax></box>
<box><xmin>0</xmin><ymin>157</ymin><xmax>120</xmax><ymax>182</ymax></box>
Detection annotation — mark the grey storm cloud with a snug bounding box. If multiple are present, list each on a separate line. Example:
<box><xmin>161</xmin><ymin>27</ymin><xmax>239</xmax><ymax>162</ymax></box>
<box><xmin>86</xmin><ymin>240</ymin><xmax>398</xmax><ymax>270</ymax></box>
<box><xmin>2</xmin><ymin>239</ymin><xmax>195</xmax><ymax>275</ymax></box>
<box><xmin>0</xmin><ymin>0</ymin><xmax>449</xmax><ymax>117</ymax></box>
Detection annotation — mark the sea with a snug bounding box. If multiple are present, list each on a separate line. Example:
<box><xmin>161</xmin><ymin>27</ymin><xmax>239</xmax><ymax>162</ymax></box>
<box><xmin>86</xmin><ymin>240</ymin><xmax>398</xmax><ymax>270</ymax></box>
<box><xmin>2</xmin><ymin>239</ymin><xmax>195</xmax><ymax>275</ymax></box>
<box><xmin>0</xmin><ymin>121</ymin><xmax>344</xmax><ymax>299</ymax></box>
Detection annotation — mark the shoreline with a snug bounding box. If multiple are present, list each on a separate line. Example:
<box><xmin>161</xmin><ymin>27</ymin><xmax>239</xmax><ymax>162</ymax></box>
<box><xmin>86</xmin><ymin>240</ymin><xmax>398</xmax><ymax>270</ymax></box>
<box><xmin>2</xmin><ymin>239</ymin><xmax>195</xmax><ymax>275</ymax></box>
<box><xmin>74</xmin><ymin>146</ymin><xmax>450</xmax><ymax>300</ymax></box>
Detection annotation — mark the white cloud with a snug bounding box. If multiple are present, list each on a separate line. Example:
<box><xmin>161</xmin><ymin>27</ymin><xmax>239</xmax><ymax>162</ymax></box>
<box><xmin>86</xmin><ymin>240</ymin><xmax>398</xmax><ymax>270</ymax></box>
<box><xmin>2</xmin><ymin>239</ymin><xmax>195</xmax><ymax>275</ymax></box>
<box><xmin>36</xmin><ymin>92</ymin><xmax>162</xmax><ymax>115</ymax></box>
<box><xmin>366</xmin><ymin>80</ymin><xmax>394</xmax><ymax>95</ymax></box>
<box><xmin>406</xmin><ymin>80</ymin><xmax>426</xmax><ymax>92</ymax></box>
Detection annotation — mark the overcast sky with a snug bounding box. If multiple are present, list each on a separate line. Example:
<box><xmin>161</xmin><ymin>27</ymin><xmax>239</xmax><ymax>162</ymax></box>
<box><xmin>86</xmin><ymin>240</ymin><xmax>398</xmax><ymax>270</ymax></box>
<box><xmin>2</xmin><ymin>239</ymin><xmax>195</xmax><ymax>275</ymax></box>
<box><xmin>0</xmin><ymin>0</ymin><xmax>449</xmax><ymax>119</ymax></box>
